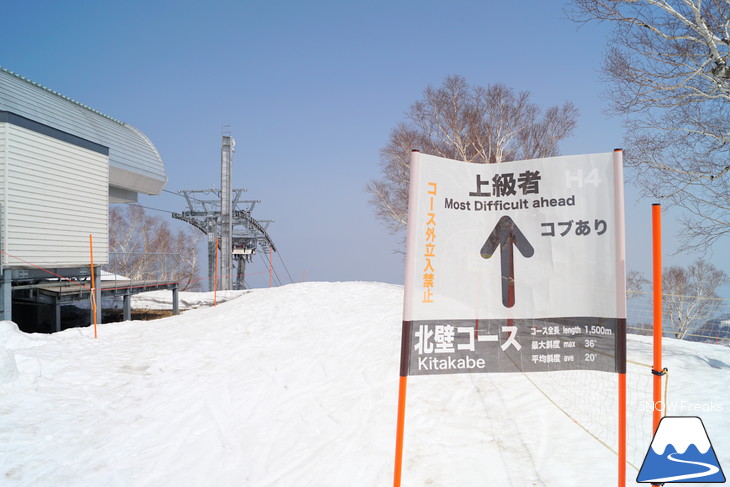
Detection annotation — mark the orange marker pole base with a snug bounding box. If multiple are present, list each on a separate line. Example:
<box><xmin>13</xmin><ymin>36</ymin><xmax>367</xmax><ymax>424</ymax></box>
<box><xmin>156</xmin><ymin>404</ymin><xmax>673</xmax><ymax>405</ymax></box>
<box><xmin>89</xmin><ymin>234</ymin><xmax>98</xmax><ymax>339</ymax></box>
<box><xmin>393</xmin><ymin>375</ymin><xmax>407</xmax><ymax>487</ymax></box>
<box><xmin>618</xmin><ymin>372</ymin><xmax>626</xmax><ymax>487</ymax></box>
<box><xmin>214</xmin><ymin>237</ymin><xmax>220</xmax><ymax>306</ymax></box>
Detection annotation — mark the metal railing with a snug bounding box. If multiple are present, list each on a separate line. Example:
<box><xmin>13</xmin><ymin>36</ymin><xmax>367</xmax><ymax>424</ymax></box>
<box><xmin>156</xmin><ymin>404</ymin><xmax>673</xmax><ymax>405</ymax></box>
<box><xmin>102</xmin><ymin>252</ymin><xmax>184</xmax><ymax>288</ymax></box>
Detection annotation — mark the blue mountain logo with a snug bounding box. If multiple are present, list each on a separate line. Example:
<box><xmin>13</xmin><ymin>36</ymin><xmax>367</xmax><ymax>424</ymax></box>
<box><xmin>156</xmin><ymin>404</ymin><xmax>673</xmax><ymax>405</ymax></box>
<box><xmin>637</xmin><ymin>416</ymin><xmax>725</xmax><ymax>483</ymax></box>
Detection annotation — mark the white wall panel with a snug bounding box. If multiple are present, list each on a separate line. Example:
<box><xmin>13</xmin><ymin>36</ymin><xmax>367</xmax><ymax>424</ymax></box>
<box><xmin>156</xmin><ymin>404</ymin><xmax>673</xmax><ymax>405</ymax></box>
<box><xmin>2</xmin><ymin>124</ymin><xmax>108</xmax><ymax>268</ymax></box>
<box><xmin>0</xmin><ymin>123</ymin><xmax>5</xmax><ymax>267</ymax></box>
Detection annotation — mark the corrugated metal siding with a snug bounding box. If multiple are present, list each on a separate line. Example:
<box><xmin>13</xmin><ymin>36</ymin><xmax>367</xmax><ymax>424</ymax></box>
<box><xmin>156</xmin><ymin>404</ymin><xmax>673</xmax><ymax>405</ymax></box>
<box><xmin>0</xmin><ymin>68</ymin><xmax>166</xmax><ymax>195</ymax></box>
<box><xmin>0</xmin><ymin>123</ymin><xmax>5</xmax><ymax>267</ymax></box>
<box><xmin>3</xmin><ymin>124</ymin><xmax>108</xmax><ymax>268</ymax></box>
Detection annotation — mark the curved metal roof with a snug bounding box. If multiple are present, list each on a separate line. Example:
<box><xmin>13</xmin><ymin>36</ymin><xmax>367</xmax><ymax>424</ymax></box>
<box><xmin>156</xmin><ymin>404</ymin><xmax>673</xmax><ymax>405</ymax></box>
<box><xmin>0</xmin><ymin>67</ymin><xmax>167</xmax><ymax>198</ymax></box>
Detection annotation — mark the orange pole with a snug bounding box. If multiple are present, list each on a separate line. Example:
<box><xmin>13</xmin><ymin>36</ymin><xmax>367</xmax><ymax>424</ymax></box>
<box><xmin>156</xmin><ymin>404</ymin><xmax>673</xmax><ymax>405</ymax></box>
<box><xmin>89</xmin><ymin>234</ymin><xmax>97</xmax><ymax>339</ymax></box>
<box><xmin>652</xmin><ymin>204</ymin><xmax>663</xmax><ymax>433</ymax></box>
<box><xmin>214</xmin><ymin>237</ymin><xmax>219</xmax><ymax>306</ymax></box>
<box><xmin>613</xmin><ymin>149</ymin><xmax>627</xmax><ymax>487</ymax></box>
<box><xmin>393</xmin><ymin>375</ymin><xmax>408</xmax><ymax>487</ymax></box>
<box><xmin>618</xmin><ymin>372</ymin><xmax>626</xmax><ymax>486</ymax></box>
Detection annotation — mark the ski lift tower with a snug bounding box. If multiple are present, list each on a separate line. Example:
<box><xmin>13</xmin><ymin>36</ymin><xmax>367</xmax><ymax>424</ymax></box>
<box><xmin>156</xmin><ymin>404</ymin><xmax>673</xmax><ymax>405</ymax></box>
<box><xmin>173</xmin><ymin>134</ymin><xmax>276</xmax><ymax>290</ymax></box>
<box><xmin>173</xmin><ymin>188</ymin><xmax>244</xmax><ymax>289</ymax></box>
<box><xmin>220</xmin><ymin>134</ymin><xmax>234</xmax><ymax>290</ymax></box>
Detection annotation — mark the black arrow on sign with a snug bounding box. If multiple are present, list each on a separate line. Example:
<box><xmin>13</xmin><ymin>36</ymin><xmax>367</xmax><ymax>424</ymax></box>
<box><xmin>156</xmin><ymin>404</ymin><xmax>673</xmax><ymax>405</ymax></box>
<box><xmin>480</xmin><ymin>215</ymin><xmax>534</xmax><ymax>308</ymax></box>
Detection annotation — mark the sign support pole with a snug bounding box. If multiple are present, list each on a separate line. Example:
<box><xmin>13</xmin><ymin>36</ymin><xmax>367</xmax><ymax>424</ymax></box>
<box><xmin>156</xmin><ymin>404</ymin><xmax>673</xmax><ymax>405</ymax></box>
<box><xmin>393</xmin><ymin>374</ymin><xmax>408</xmax><ymax>487</ymax></box>
<box><xmin>393</xmin><ymin>151</ymin><xmax>422</xmax><ymax>487</ymax></box>
<box><xmin>613</xmin><ymin>149</ymin><xmax>627</xmax><ymax>487</ymax></box>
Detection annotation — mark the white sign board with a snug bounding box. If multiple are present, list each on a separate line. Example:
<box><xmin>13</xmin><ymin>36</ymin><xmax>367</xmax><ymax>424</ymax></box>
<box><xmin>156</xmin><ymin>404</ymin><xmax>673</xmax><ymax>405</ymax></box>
<box><xmin>401</xmin><ymin>151</ymin><xmax>626</xmax><ymax>375</ymax></box>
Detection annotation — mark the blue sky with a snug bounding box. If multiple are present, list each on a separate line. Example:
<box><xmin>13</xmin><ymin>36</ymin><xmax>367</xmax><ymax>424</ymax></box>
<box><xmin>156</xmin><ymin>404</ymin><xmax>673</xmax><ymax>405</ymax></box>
<box><xmin>2</xmin><ymin>0</ymin><xmax>728</xmax><ymax>296</ymax></box>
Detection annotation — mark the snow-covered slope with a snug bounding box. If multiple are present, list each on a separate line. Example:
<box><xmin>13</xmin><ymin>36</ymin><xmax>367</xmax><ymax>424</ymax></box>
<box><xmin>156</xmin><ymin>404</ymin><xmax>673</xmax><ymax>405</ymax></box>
<box><xmin>0</xmin><ymin>282</ymin><xmax>727</xmax><ymax>486</ymax></box>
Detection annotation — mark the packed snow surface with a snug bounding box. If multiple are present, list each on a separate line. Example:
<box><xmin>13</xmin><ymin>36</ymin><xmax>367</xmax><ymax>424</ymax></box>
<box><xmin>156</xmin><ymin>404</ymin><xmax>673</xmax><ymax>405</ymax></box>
<box><xmin>0</xmin><ymin>282</ymin><xmax>728</xmax><ymax>486</ymax></box>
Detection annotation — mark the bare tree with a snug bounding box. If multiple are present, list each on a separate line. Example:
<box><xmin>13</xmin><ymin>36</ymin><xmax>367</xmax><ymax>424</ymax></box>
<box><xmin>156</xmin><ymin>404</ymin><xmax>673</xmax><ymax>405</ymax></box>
<box><xmin>367</xmin><ymin>75</ymin><xmax>578</xmax><ymax>234</ymax></box>
<box><xmin>108</xmin><ymin>205</ymin><xmax>202</xmax><ymax>290</ymax></box>
<box><xmin>627</xmin><ymin>269</ymin><xmax>650</xmax><ymax>295</ymax></box>
<box><xmin>568</xmin><ymin>0</ymin><xmax>730</xmax><ymax>252</ymax></box>
<box><xmin>662</xmin><ymin>258</ymin><xmax>728</xmax><ymax>339</ymax></box>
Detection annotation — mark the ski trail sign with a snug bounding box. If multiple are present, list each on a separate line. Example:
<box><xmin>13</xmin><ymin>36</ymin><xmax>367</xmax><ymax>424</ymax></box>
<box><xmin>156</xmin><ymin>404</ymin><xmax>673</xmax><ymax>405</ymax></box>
<box><xmin>400</xmin><ymin>151</ymin><xmax>627</xmax><ymax>375</ymax></box>
<box><xmin>394</xmin><ymin>150</ymin><xmax>628</xmax><ymax>487</ymax></box>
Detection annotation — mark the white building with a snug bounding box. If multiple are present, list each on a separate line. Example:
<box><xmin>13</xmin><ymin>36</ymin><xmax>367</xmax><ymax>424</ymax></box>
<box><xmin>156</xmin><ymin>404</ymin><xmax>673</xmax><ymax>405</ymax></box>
<box><xmin>0</xmin><ymin>67</ymin><xmax>169</xmax><ymax>330</ymax></box>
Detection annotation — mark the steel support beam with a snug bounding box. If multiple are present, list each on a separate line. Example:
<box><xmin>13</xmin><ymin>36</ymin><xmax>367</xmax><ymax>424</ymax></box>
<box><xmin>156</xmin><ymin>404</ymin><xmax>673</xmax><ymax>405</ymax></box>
<box><xmin>0</xmin><ymin>269</ymin><xmax>11</xmax><ymax>321</ymax></box>
<box><xmin>172</xmin><ymin>286</ymin><xmax>179</xmax><ymax>315</ymax></box>
<box><xmin>123</xmin><ymin>294</ymin><xmax>131</xmax><ymax>321</ymax></box>
<box><xmin>53</xmin><ymin>296</ymin><xmax>61</xmax><ymax>333</ymax></box>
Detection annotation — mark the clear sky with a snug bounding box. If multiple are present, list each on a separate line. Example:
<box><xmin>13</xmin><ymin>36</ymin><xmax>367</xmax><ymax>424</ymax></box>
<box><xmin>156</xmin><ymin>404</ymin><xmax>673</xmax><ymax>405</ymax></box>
<box><xmin>2</xmin><ymin>0</ymin><xmax>728</xmax><ymax>296</ymax></box>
